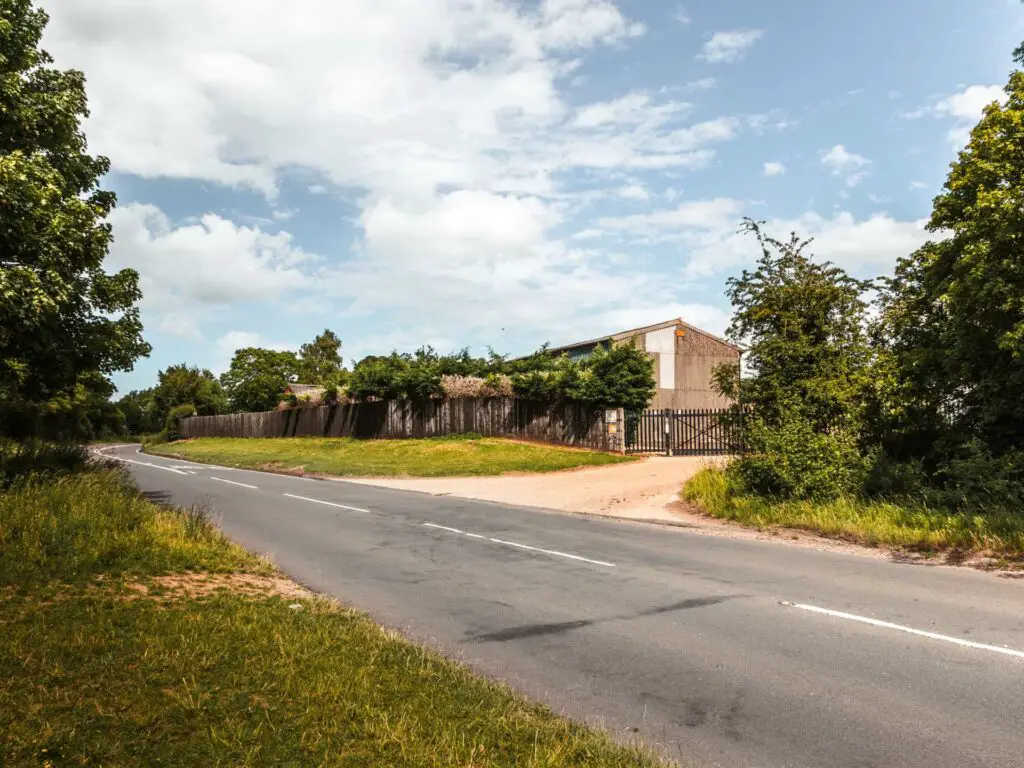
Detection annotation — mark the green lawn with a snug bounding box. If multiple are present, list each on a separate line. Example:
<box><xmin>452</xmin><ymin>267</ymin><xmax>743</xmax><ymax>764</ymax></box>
<box><xmin>150</xmin><ymin>436</ymin><xmax>633</xmax><ymax>477</ymax></box>
<box><xmin>1</xmin><ymin>461</ymin><xmax>665</xmax><ymax>767</ymax></box>
<box><xmin>683</xmin><ymin>467</ymin><xmax>1024</xmax><ymax>560</ymax></box>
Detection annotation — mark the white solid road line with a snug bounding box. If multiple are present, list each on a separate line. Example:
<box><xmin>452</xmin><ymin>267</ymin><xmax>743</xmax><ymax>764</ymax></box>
<box><xmin>423</xmin><ymin>522</ymin><xmax>616</xmax><ymax>568</ymax></box>
<box><xmin>110</xmin><ymin>456</ymin><xmax>190</xmax><ymax>475</ymax></box>
<box><xmin>210</xmin><ymin>476</ymin><xmax>259</xmax><ymax>490</ymax></box>
<box><xmin>282</xmin><ymin>493</ymin><xmax>370</xmax><ymax>514</ymax></box>
<box><xmin>781</xmin><ymin>602</ymin><xmax>1024</xmax><ymax>661</ymax></box>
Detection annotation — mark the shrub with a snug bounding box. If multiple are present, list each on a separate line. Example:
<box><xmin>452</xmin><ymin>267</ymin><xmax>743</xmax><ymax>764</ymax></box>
<box><xmin>482</xmin><ymin>373</ymin><xmax>513</xmax><ymax>397</ymax></box>
<box><xmin>0</xmin><ymin>440</ymin><xmax>89</xmax><ymax>489</ymax></box>
<box><xmin>440</xmin><ymin>375</ymin><xmax>486</xmax><ymax>399</ymax></box>
<box><xmin>164</xmin><ymin>403</ymin><xmax>197</xmax><ymax>440</ymax></box>
<box><xmin>730</xmin><ymin>413</ymin><xmax>868</xmax><ymax>500</ymax></box>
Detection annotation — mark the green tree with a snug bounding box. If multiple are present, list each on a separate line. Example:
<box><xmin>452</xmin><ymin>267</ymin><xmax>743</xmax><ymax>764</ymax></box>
<box><xmin>720</xmin><ymin>219</ymin><xmax>872</xmax><ymax>430</ymax></box>
<box><xmin>0</xmin><ymin>0</ymin><xmax>149</xmax><ymax>434</ymax></box>
<box><xmin>347</xmin><ymin>354</ymin><xmax>411</xmax><ymax>401</ymax></box>
<box><xmin>221</xmin><ymin>347</ymin><xmax>300</xmax><ymax>413</ymax></box>
<box><xmin>153</xmin><ymin>364</ymin><xmax>227</xmax><ymax>422</ymax></box>
<box><xmin>297</xmin><ymin>329</ymin><xmax>343</xmax><ymax>384</ymax></box>
<box><xmin>718</xmin><ymin>220</ymin><xmax>873</xmax><ymax>499</ymax></box>
<box><xmin>572</xmin><ymin>343</ymin><xmax>656</xmax><ymax>412</ymax></box>
<box><xmin>878</xmin><ymin>62</ymin><xmax>1024</xmax><ymax>466</ymax></box>
<box><xmin>115</xmin><ymin>388</ymin><xmax>160</xmax><ymax>435</ymax></box>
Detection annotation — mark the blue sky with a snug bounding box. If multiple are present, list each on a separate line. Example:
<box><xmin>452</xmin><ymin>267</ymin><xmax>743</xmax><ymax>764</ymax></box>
<box><xmin>40</xmin><ymin>0</ymin><xmax>1024</xmax><ymax>393</ymax></box>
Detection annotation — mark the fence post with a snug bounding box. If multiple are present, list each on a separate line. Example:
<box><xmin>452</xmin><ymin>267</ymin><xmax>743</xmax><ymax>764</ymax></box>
<box><xmin>663</xmin><ymin>408</ymin><xmax>672</xmax><ymax>456</ymax></box>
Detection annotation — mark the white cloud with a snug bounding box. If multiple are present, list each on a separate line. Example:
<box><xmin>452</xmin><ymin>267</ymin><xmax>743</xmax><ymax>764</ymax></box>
<box><xmin>909</xmin><ymin>180</ymin><xmax>929</xmax><ymax>190</ymax></box>
<box><xmin>617</xmin><ymin>183</ymin><xmax>650</xmax><ymax>200</ymax></box>
<box><xmin>867</xmin><ymin>193</ymin><xmax>891</xmax><ymax>204</ymax></box>
<box><xmin>902</xmin><ymin>85</ymin><xmax>1006</xmax><ymax>146</ymax></box>
<box><xmin>673</xmin><ymin>5</ymin><xmax>691</xmax><ymax>26</ymax></box>
<box><xmin>107</xmin><ymin>203</ymin><xmax>316</xmax><ymax>338</ymax></box>
<box><xmin>683</xmin><ymin>77</ymin><xmax>717</xmax><ymax>91</ymax></box>
<box><xmin>821</xmin><ymin>144</ymin><xmax>870</xmax><ymax>187</ymax></box>
<box><xmin>763</xmin><ymin>161</ymin><xmax>786</xmax><ymax>177</ymax></box>
<box><xmin>933</xmin><ymin>84</ymin><xmax>1006</xmax><ymax>145</ymax></box>
<box><xmin>698</xmin><ymin>29</ymin><xmax>764</xmax><ymax>64</ymax></box>
<box><xmin>42</xmin><ymin>0</ymin><xmax>657</xmax><ymax>203</ymax></box>
<box><xmin>599</xmin><ymin>197</ymin><xmax>742</xmax><ymax>234</ymax></box>
<box><xmin>591</xmin><ymin>195</ymin><xmax>933</xmax><ymax>281</ymax></box>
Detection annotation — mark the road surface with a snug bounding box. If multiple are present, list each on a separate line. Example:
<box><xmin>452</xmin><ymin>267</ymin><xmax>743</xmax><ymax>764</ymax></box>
<box><xmin>105</xmin><ymin>445</ymin><xmax>1024</xmax><ymax>768</ymax></box>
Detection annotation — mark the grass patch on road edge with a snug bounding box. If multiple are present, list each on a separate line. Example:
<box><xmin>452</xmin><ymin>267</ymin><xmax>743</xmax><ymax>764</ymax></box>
<box><xmin>148</xmin><ymin>435</ymin><xmax>633</xmax><ymax>478</ymax></box>
<box><xmin>1</xmin><ymin>465</ymin><xmax>665</xmax><ymax>767</ymax></box>
<box><xmin>682</xmin><ymin>467</ymin><xmax>1024</xmax><ymax>559</ymax></box>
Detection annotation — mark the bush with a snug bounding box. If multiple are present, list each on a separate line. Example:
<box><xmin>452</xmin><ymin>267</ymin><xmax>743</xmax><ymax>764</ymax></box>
<box><xmin>482</xmin><ymin>373</ymin><xmax>513</xmax><ymax>397</ymax></box>
<box><xmin>730</xmin><ymin>413</ymin><xmax>867</xmax><ymax>500</ymax></box>
<box><xmin>936</xmin><ymin>441</ymin><xmax>1024</xmax><ymax>511</ymax></box>
<box><xmin>0</xmin><ymin>440</ymin><xmax>89</xmax><ymax>489</ymax></box>
<box><xmin>440</xmin><ymin>375</ymin><xmax>485</xmax><ymax>398</ymax></box>
<box><xmin>439</xmin><ymin>374</ymin><xmax>513</xmax><ymax>399</ymax></box>
<box><xmin>164</xmin><ymin>403</ymin><xmax>197</xmax><ymax>440</ymax></box>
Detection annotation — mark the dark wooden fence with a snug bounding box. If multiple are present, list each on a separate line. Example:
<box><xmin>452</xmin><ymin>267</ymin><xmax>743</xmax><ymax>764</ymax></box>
<box><xmin>625</xmin><ymin>408</ymin><xmax>742</xmax><ymax>456</ymax></box>
<box><xmin>179</xmin><ymin>398</ymin><xmax>617</xmax><ymax>451</ymax></box>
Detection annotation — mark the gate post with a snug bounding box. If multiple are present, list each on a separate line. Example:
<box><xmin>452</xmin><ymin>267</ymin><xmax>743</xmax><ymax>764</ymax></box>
<box><xmin>663</xmin><ymin>408</ymin><xmax>672</xmax><ymax>456</ymax></box>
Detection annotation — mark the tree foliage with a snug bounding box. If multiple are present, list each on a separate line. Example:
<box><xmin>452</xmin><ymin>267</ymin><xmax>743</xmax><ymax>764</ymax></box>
<box><xmin>718</xmin><ymin>220</ymin><xmax>873</xmax><ymax>499</ymax></box>
<box><xmin>877</xmin><ymin>67</ymin><xmax>1024</xmax><ymax>470</ymax></box>
<box><xmin>152</xmin><ymin>364</ymin><xmax>227</xmax><ymax>423</ymax></box>
<box><xmin>221</xmin><ymin>348</ymin><xmax>300</xmax><ymax>413</ymax></box>
<box><xmin>0</xmin><ymin>0</ymin><xmax>149</xmax><ymax>435</ymax></box>
<box><xmin>345</xmin><ymin>342</ymin><xmax>655</xmax><ymax>410</ymax></box>
<box><xmin>297</xmin><ymin>329</ymin><xmax>344</xmax><ymax>386</ymax></box>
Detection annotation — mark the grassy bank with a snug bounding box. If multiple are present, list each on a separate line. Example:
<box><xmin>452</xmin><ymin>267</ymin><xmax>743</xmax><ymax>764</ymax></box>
<box><xmin>149</xmin><ymin>435</ymin><xmax>633</xmax><ymax>477</ymax></box>
<box><xmin>683</xmin><ymin>467</ymin><xmax>1024</xmax><ymax>558</ymax></box>
<box><xmin>1</xmin><ymin>462</ymin><xmax>664</xmax><ymax>767</ymax></box>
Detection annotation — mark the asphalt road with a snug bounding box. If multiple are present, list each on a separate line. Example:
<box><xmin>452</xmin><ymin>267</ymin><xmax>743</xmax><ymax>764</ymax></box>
<box><xmin>105</xmin><ymin>445</ymin><xmax>1024</xmax><ymax>768</ymax></box>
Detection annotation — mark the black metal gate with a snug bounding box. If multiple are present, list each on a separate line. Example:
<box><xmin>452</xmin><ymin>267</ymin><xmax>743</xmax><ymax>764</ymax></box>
<box><xmin>625</xmin><ymin>408</ymin><xmax>741</xmax><ymax>456</ymax></box>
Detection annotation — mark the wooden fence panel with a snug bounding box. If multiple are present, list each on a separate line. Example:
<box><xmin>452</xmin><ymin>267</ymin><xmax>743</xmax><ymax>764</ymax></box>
<box><xmin>179</xmin><ymin>398</ymin><xmax>615</xmax><ymax>451</ymax></box>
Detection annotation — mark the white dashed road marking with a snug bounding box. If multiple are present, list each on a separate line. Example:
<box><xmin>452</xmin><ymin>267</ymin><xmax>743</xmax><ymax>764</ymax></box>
<box><xmin>283</xmin><ymin>493</ymin><xmax>370</xmax><ymax>514</ymax></box>
<box><xmin>422</xmin><ymin>523</ymin><xmax>616</xmax><ymax>568</ymax></box>
<box><xmin>210</xmin><ymin>476</ymin><xmax>258</xmax><ymax>490</ymax></box>
<box><xmin>781</xmin><ymin>602</ymin><xmax>1024</xmax><ymax>660</ymax></box>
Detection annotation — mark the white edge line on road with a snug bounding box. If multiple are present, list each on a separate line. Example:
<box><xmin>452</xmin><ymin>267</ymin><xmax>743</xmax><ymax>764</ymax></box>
<box><xmin>108</xmin><ymin>456</ymin><xmax>189</xmax><ymax>475</ymax></box>
<box><xmin>422</xmin><ymin>523</ymin><xmax>616</xmax><ymax>568</ymax></box>
<box><xmin>210</xmin><ymin>476</ymin><xmax>258</xmax><ymax>490</ymax></box>
<box><xmin>781</xmin><ymin>602</ymin><xmax>1024</xmax><ymax>660</ymax></box>
<box><xmin>283</xmin><ymin>493</ymin><xmax>370</xmax><ymax>514</ymax></box>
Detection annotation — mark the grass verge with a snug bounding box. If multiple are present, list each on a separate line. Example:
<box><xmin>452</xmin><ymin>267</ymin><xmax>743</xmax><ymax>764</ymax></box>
<box><xmin>682</xmin><ymin>467</ymin><xmax>1024</xmax><ymax>559</ymax></box>
<box><xmin>1</xmin><ymin>464</ymin><xmax>665</xmax><ymax>767</ymax></box>
<box><xmin>148</xmin><ymin>435</ymin><xmax>633</xmax><ymax>477</ymax></box>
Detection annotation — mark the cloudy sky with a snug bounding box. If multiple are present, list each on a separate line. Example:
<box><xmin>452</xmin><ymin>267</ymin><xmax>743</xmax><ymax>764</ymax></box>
<box><xmin>40</xmin><ymin>0</ymin><xmax>1023</xmax><ymax>392</ymax></box>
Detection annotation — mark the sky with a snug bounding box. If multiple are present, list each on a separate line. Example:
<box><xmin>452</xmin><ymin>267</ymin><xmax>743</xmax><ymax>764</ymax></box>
<box><xmin>39</xmin><ymin>0</ymin><xmax>1024</xmax><ymax>394</ymax></box>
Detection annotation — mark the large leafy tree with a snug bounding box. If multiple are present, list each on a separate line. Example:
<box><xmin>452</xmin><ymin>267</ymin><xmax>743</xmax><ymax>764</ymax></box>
<box><xmin>297</xmin><ymin>329</ymin><xmax>343</xmax><ymax>385</ymax></box>
<box><xmin>716</xmin><ymin>220</ymin><xmax>873</xmax><ymax>499</ymax></box>
<box><xmin>115</xmin><ymin>388</ymin><xmax>161</xmax><ymax>435</ymax></box>
<box><xmin>152</xmin><ymin>364</ymin><xmax>227</xmax><ymax>421</ymax></box>
<box><xmin>719</xmin><ymin>219</ymin><xmax>872</xmax><ymax>430</ymax></box>
<box><xmin>221</xmin><ymin>347</ymin><xmax>300</xmax><ymax>413</ymax></box>
<box><xmin>0</xmin><ymin>0</ymin><xmax>149</xmax><ymax>433</ymax></box>
<box><xmin>878</xmin><ymin>56</ymin><xmax>1024</xmax><ymax>463</ymax></box>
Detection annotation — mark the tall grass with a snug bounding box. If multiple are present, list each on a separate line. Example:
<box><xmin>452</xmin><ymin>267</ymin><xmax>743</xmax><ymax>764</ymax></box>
<box><xmin>683</xmin><ymin>467</ymin><xmax>1024</xmax><ymax>556</ymax></box>
<box><xmin>0</xmin><ymin>439</ymin><xmax>89</xmax><ymax>489</ymax></box>
<box><xmin>0</xmin><ymin>469</ymin><xmax>261</xmax><ymax>584</ymax></box>
<box><xmin>0</xmin><ymin>459</ymin><xmax>668</xmax><ymax>767</ymax></box>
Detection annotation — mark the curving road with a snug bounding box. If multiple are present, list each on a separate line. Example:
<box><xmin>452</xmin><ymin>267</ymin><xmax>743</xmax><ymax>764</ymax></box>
<box><xmin>104</xmin><ymin>444</ymin><xmax>1024</xmax><ymax>768</ymax></box>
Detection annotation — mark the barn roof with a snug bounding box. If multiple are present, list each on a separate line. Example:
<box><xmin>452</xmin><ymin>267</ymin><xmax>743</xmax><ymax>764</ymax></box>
<box><xmin>545</xmin><ymin>317</ymin><xmax>741</xmax><ymax>355</ymax></box>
